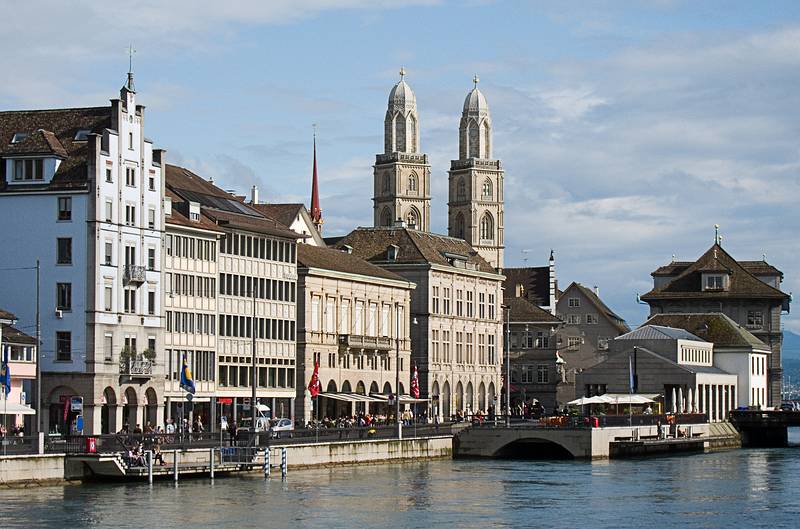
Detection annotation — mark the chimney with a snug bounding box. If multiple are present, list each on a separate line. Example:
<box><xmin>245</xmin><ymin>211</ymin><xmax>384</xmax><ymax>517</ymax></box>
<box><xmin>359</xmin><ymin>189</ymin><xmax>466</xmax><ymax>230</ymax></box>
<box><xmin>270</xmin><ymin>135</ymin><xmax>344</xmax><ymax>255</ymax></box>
<box><xmin>251</xmin><ymin>185</ymin><xmax>259</xmax><ymax>205</ymax></box>
<box><xmin>394</xmin><ymin>218</ymin><xmax>407</xmax><ymax>229</ymax></box>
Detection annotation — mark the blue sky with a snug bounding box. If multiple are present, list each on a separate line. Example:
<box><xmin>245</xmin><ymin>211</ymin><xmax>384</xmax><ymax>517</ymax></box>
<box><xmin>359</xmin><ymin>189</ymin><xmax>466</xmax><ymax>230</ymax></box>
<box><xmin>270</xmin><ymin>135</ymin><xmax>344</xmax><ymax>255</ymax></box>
<box><xmin>3</xmin><ymin>0</ymin><xmax>799</xmax><ymax>331</ymax></box>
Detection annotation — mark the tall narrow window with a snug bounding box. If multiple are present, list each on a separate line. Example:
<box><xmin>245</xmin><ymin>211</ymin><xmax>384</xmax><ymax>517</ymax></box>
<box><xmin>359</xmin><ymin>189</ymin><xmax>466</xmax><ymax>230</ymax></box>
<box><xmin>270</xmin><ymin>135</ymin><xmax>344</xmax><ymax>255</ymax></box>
<box><xmin>56</xmin><ymin>283</ymin><xmax>71</xmax><ymax>311</ymax></box>
<box><xmin>480</xmin><ymin>213</ymin><xmax>494</xmax><ymax>241</ymax></box>
<box><xmin>57</xmin><ymin>197</ymin><xmax>72</xmax><ymax>221</ymax></box>
<box><xmin>56</xmin><ymin>331</ymin><xmax>72</xmax><ymax>361</ymax></box>
<box><xmin>57</xmin><ymin>238</ymin><xmax>72</xmax><ymax>265</ymax></box>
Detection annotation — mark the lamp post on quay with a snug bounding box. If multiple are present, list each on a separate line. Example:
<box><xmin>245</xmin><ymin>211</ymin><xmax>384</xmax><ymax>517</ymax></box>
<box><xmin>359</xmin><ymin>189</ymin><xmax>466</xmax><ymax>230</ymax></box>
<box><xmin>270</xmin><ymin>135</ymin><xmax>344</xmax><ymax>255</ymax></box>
<box><xmin>503</xmin><ymin>304</ymin><xmax>511</xmax><ymax>427</ymax></box>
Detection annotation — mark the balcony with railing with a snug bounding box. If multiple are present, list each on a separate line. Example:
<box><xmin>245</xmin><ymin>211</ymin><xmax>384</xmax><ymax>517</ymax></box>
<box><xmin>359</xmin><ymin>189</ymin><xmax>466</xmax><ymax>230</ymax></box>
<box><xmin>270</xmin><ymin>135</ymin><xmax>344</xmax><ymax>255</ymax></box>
<box><xmin>124</xmin><ymin>265</ymin><xmax>146</xmax><ymax>284</ymax></box>
<box><xmin>119</xmin><ymin>358</ymin><xmax>154</xmax><ymax>377</ymax></box>
<box><xmin>338</xmin><ymin>334</ymin><xmax>393</xmax><ymax>352</ymax></box>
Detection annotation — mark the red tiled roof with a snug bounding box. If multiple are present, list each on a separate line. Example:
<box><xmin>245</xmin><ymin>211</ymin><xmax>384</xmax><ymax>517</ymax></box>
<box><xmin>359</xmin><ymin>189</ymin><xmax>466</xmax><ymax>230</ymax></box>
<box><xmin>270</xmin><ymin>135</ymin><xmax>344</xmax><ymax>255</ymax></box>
<box><xmin>0</xmin><ymin>106</ymin><xmax>112</xmax><ymax>192</ymax></box>
<box><xmin>298</xmin><ymin>244</ymin><xmax>410</xmax><ymax>283</ymax></box>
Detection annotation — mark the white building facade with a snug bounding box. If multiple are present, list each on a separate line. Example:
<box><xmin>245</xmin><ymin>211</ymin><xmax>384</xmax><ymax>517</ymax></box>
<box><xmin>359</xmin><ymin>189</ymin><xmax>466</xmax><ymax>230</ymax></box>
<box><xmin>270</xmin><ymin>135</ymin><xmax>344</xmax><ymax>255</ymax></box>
<box><xmin>0</xmin><ymin>76</ymin><xmax>165</xmax><ymax>434</ymax></box>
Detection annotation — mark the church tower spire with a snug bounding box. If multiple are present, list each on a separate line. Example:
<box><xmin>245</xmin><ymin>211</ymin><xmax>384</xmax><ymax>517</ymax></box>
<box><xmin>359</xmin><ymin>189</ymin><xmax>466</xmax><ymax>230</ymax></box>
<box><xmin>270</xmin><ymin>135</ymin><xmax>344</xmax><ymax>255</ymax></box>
<box><xmin>310</xmin><ymin>126</ymin><xmax>323</xmax><ymax>233</ymax></box>
<box><xmin>373</xmin><ymin>68</ymin><xmax>431</xmax><ymax>231</ymax></box>
<box><xmin>448</xmin><ymin>75</ymin><xmax>505</xmax><ymax>270</ymax></box>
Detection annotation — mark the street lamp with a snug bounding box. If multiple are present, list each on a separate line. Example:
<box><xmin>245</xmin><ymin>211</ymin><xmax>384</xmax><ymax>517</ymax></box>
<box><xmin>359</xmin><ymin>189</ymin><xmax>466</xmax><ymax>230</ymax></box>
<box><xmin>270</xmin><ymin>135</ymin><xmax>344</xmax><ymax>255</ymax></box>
<box><xmin>395</xmin><ymin>302</ymin><xmax>402</xmax><ymax>439</ymax></box>
<box><xmin>503</xmin><ymin>304</ymin><xmax>510</xmax><ymax>427</ymax></box>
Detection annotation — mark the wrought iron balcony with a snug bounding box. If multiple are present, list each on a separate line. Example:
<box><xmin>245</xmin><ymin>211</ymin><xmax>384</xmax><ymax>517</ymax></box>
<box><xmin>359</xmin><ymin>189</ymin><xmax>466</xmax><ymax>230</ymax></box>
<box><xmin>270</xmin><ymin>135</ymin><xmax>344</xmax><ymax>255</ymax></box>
<box><xmin>338</xmin><ymin>334</ymin><xmax>393</xmax><ymax>352</ymax></box>
<box><xmin>124</xmin><ymin>265</ymin><xmax>146</xmax><ymax>284</ymax></box>
<box><xmin>119</xmin><ymin>358</ymin><xmax>154</xmax><ymax>377</ymax></box>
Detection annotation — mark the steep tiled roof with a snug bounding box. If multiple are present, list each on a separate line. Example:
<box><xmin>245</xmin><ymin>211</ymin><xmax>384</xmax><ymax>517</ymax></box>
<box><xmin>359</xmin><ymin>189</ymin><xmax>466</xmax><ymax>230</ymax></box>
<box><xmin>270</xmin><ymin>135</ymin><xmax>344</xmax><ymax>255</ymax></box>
<box><xmin>165</xmin><ymin>164</ymin><xmax>300</xmax><ymax>240</ymax></box>
<box><xmin>0</xmin><ymin>106</ymin><xmax>112</xmax><ymax>192</ymax></box>
<box><xmin>643</xmin><ymin>313</ymin><xmax>769</xmax><ymax>350</ymax></box>
<box><xmin>642</xmin><ymin>244</ymin><xmax>788</xmax><ymax>301</ymax></box>
<box><xmin>1</xmin><ymin>324</ymin><xmax>36</xmax><ymax>346</ymax></box>
<box><xmin>335</xmin><ymin>227</ymin><xmax>497</xmax><ymax>274</ymax></box>
<box><xmin>506</xmin><ymin>297</ymin><xmax>561</xmax><ymax>324</ymax></box>
<box><xmin>297</xmin><ymin>244</ymin><xmax>411</xmax><ymax>283</ymax></box>
<box><xmin>504</xmin><ymin>266</ymin><xmax>551</xmax><ymax>306</ymax></box>
<box><xmin>653</xmin><ymin>260</ymin><xmax>783</xmax><ymax>279</ymax></box>
<box><xmin>4</xmin><ymin>129</ymin><xmax>68</xmax><ymax>157</ymax></box>
<box><xmin>252</xmin><ymin>203</ymin><xmax>304</xmax><ymax>228</ymax></box>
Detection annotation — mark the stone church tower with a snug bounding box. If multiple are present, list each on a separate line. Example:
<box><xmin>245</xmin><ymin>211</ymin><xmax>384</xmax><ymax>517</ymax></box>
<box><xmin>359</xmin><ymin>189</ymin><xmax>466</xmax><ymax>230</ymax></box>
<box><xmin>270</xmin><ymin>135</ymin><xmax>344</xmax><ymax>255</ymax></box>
<box><xmin>448</xmin><ymin>76</ymin><xmax>504</xmax><ymax>270</ymax></box>
<box><xmin>373</xmin><ymin>68</ymin><xmax>431</xmax><ymax>231</ymax></box>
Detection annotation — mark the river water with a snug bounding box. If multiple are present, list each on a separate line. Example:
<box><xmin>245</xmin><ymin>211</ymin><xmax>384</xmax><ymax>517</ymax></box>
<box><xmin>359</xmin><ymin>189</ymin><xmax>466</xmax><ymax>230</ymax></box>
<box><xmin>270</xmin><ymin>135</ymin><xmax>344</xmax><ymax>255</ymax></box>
<box><xmin>3</xmin><ymin>437</ymin><xmax>800</xmax><ymax>529</ymax></box>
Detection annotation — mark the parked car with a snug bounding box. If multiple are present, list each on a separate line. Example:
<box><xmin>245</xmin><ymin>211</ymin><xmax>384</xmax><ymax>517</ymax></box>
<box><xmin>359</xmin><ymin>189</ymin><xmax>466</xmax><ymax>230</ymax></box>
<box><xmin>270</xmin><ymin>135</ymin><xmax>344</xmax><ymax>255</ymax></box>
<box><xmin>269</xmin><ymin>418</ymin><xmax>294</xmax><ymax>438</ymax></box>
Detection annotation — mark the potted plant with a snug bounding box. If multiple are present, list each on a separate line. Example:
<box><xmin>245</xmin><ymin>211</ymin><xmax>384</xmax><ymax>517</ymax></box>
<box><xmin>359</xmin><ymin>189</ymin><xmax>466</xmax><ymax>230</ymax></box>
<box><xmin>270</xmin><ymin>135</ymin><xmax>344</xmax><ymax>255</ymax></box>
<box><xmin>142</xmin><ymin>348</ymin><xmax>156</xmax><ymax>363</ymax></box>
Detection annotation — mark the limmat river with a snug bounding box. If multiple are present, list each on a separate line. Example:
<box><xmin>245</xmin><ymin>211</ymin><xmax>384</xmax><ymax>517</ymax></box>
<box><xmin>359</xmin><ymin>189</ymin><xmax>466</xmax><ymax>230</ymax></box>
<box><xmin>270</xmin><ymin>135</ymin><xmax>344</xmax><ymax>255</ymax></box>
<box><xmin>4</xmin><ymin>434</ymin><xmax>800</xmax><ymax>529</ymax></box>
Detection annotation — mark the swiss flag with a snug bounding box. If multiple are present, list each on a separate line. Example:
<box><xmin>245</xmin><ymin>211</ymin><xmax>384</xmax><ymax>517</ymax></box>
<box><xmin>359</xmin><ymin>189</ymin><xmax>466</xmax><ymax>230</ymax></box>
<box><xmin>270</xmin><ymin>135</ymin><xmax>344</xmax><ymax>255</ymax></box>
<box><xmin>308</xmin><ymin>360</ymin><xmax>321</xmax><ymax>398</ymax></box>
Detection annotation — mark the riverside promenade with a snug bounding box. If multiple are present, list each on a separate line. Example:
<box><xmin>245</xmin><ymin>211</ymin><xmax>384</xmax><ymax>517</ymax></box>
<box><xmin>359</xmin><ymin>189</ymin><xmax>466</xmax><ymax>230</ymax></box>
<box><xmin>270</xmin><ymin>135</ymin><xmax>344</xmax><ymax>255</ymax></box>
<box><xmin>0</xmin><ymin>424</ymin><xmax>456</xmax><ymax>486</ymax></box>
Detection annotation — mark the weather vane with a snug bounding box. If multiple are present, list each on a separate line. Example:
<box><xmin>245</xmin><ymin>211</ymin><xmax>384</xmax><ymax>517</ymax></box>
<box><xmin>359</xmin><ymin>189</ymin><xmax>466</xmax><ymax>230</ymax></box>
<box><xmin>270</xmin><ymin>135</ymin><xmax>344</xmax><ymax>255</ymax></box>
<box><xmin>399</xmin><ymin>66</ymin><xmax>406</xmax><ymax>80</ymax></box>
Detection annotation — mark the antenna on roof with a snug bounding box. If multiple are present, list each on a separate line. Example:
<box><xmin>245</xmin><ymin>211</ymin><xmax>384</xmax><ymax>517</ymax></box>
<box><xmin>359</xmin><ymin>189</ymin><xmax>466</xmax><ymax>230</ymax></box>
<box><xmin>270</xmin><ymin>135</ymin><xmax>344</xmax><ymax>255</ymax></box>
<box><xmin>763</xmin><ymin>253</ymin><xmax>767</xmax><ymax>262</ymax></box>
<box><xmin>671</xmin><ymin>254</ymin><xmax>675</xmax><ymax>262</ymax></box>
<box><xmin>521</xmin><ymin>249</ymin><xmax>531</xmax><ymax>264</ymax></box>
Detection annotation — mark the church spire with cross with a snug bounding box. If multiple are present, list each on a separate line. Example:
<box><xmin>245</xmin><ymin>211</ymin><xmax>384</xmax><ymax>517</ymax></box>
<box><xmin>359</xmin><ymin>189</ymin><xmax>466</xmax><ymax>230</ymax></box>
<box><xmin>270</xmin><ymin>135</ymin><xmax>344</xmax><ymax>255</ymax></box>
<box><xmin>125</xmin><ymin>44</ymin><xmax>136</xmax><ymax>92</ymax></box>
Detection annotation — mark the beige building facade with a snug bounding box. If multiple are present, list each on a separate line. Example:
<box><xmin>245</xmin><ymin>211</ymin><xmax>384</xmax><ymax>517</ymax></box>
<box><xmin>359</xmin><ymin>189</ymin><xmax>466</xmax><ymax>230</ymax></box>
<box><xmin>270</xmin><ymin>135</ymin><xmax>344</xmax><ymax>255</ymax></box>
<box><xmin>336</xmin><ymin>228</ymin><xmax>504</xmax><ymax>421</ymax></box>
<box><xmin>295</xmin><ymin>244</ymin><xmax>414</xmax><ymax>422</ymax></box>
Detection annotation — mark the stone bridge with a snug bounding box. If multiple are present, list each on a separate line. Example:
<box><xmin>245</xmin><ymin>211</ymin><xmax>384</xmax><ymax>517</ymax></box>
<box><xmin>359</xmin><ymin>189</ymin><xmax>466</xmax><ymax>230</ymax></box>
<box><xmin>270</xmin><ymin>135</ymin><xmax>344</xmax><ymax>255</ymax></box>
<box><xmin>454</xmin><ymin>424</ymin><xmax>681</xmax><ymax>459</ymax></box>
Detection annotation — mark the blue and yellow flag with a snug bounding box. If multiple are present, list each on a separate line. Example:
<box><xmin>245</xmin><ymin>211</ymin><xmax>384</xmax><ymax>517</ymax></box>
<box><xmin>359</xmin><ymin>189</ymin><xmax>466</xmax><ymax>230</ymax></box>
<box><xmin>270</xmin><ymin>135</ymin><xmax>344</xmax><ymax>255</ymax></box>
<box><xmin>180</xmin><ymin>355</ymin><xmax>195</xmax><ymax>394</ymax></box>
<box><xmin>1</xmin><ymin>346</ymin><xmax>10</xmax><ymax>397</ymax></box>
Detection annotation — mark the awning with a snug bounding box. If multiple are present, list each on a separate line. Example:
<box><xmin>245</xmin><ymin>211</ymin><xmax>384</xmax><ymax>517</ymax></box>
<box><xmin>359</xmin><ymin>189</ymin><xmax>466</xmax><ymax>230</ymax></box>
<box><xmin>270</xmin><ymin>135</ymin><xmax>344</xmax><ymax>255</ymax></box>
<box><xmin>370</xmin><ymin>394</ymin><xmax>430</xmax><ymax>404</ymax></box>
<box><xmin>567</xmin><ymin>394</ymin><xmax>658</xmax><ymax>407</ymax></box>
<box><xmin>318</xmin><ymin>392</ymin><xmax>384</xmax><ymax>403</ymax></box>
<box><xmin>0</xmin><ymin>403</ymin><xmax>36</xmax><ymax>415</ymax></box>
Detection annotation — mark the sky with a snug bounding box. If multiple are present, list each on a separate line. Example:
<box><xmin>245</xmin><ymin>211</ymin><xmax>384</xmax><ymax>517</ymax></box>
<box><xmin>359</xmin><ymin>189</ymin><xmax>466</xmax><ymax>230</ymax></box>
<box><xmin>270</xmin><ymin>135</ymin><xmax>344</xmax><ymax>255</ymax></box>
<box><xmin>2</xmin><ymin>0</ymin><xmax>799</xmax><ymax>332</ymax></box>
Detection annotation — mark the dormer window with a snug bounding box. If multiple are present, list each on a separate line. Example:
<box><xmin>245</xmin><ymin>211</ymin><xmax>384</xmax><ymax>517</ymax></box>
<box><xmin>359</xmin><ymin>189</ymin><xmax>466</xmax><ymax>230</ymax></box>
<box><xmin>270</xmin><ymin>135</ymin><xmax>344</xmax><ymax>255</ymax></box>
<box><xmin>13</xmin><ymin>159</ymin><xmax>44</xmax><ymax>181</ymax></box>
<box><xmin>387</xmin><ymin>244</ymin><xmax>400</xmax><ymax>262</ymax></box>
<box><xmin>74</xmin><ymin>130</ymin><xmax>91</xmax><ymax>141</ymax></box>
<box><xmin>189</xmin><ymin>202</ymin><xmax>201</xmax><ymax>222</ymax></box>
<box><xmin>11</xmin><ymin>132</ymin><xmax>28</xmax><ymax>144</ymax></box>
<box><xmin>704</xmin><ymin>274</ymin><xmax>726</xmax><ymax>291</ymax></box>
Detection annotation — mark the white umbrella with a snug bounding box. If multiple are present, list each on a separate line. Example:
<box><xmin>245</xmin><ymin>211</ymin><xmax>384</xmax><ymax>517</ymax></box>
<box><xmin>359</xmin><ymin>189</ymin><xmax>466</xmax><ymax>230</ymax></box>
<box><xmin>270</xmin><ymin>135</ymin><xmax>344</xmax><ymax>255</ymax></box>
<box><xmin>671</xmin><ymin>387</ymin><xmax>677</xmax><ymax>414</ymax></box>
<box><xmin>677</xmin><ymin>386</ymin><xmax>684</xmax><ymax>413</ymax></box>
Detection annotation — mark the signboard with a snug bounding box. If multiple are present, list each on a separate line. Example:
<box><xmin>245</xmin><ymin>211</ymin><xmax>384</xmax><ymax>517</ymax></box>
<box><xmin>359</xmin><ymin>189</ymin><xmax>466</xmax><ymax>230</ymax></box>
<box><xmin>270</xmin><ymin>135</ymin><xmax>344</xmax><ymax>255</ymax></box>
<box><xmin>70</xmin><ymin>396</ymin><xmax>84</xmax><ymax>412</ymax></box>
<box><xmin>218</xmin><ymin>398</ymin><xmax>233</xmax><ymax>405</ymax></box>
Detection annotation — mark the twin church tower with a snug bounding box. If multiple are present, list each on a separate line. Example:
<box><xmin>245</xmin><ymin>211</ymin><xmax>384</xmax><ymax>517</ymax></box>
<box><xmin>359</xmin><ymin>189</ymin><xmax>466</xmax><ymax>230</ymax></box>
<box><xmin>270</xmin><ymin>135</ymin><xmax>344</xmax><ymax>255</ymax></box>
<box><xmin>371</xmin><ymin>69</ymin><xmax>505</xmax><ymax>270</ymax></box>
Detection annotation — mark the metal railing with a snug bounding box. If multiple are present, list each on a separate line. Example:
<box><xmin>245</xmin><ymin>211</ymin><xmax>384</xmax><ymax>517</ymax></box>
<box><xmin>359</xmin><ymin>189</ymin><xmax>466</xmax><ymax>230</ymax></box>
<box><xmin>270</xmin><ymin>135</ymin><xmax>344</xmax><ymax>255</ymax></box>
<box><xmin>124</xmin><ymin>265</ymin><xmax>146</xmax><ymax>283</ymax></box>
<box><xmin>119</xmin><ymin>358</ymin><xmax>154</xmax><ymax>376</ymax></box>
<box><xmin>338</xmin><ymin>334</ymin><xmax>393</xmax><ymax>351</ymax></box>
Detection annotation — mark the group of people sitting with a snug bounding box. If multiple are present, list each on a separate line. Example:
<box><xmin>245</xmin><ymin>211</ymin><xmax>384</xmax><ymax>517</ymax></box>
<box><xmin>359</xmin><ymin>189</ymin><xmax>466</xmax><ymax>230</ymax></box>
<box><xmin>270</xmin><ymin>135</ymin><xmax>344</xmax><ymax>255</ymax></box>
<box><xmin>124</xmin><ymin>437</ymin><xmax>166</xmax><ymax>468</ymax></box>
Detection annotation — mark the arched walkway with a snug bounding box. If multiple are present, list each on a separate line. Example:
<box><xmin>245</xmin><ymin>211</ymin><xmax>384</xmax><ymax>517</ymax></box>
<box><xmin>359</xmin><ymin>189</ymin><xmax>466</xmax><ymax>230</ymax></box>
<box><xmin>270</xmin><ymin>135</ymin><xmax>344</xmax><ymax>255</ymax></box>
<box><xmin>478</xmin><ymin>382</ymin><xmax>486</xmax><ymax>412</ymax></box>
<box><xmin>369</xmin><ymin>382</ymin><xmax>379</xmax><ymax>395</ymax></box>
<box><xmin>101</xmin><ymin>387</ymin><xmax>117</xmax><ymax>434</ymax></box>
<box><xmin>442</xmin><ymin>381</ymin><xmax>451</xmax><ymax>420</ymax></box>
<box><xmin>383</xmin><ymin>382</ymin><xmax>392</xmax><ymax>394</ymax></box>
<box><xmin>488</xmin><ymin>382</ymin><xmax>497</xmax><ymax>414</ymax></box>
<box><xmin>122</xmin><ymin>387</ymin><xmax>138</xmax><ymax>431</ymax></box>
<box><xmin>48</xmin><ymin>385</ymin><xmax>78</xmax><ymax>434</ymax></box>
<box><xmin>431</xmin><ymin>381</ymin><xmax>440</xmax><ymax>420</ymax></box>
<box><xmin>145</xmin><ymin>388</ymin><xmax>158</xmax><ymax>429</ymax></box>
<box><xmin>455</xmin><ymin>382</ymin><xmax>464</xmax><ymax>414</ymax></box>
<box><xmin>466</xmin><ymin>382</ymin><xmax>474</xmax><ymax>414</ymax></box>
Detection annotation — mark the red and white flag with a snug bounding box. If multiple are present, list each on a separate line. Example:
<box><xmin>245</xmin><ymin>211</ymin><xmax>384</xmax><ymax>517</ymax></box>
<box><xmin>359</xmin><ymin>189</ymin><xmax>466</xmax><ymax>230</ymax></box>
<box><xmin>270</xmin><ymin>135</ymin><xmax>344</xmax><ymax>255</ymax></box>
<box><xmin>411</xmin><ymin>364</ymin><xmax>420</xmax><ymax>399</ymax></box>
<box><xmin>308</xmin><ymin>360</ymin><xmax>321</xmax><ymax>398</ymax></box>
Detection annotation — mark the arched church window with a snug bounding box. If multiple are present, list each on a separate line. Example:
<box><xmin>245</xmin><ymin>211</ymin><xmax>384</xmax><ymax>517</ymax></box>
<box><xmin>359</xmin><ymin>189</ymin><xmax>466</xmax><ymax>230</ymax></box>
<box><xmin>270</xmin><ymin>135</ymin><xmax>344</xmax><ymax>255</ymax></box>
<box><xmin>482</xmin><ymin>121</ymin><xmax>491</xmax><ymax>159</ymax></box>
<box><xmin>406</xmin><ymin>208</ymin><xmax>420</xmax><ymax>229</ymax></box>
<box><xmin>408</xmin><ymin>173</ymin><xmax>418</xmax><ymax>194</ymax></box>
<box><xmin>455</xmin><ymin>213</ymin><xmax>465</xmax><ymax>239</ymax></box>
<box><xmin>457</xmin><ymin>178</ymin><xmax>466</xmax><ymax>201</ymax></box>
<box><xmin>480</xmin><ymin>213</ymin><xmax>494</xmax><ymax>241</ymax></box>
<box><xmin>380</xmin><ymin>207</ymin><xmax>392</xmax><ymax>227</ymax></box>
<box><xmin>482</xmin><ymin>179</ymin><xmax>493</xmax><ymax>200</ymax></box>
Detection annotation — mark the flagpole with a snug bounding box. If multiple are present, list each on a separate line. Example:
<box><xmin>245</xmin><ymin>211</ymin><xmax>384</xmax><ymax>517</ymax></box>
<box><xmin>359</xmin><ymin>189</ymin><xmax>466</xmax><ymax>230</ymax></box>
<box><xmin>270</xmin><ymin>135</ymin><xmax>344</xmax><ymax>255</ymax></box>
<box><xmin>315</xmin><ymin>393</ymin><xmax>319</xmax><ymax>443</ymax></box>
